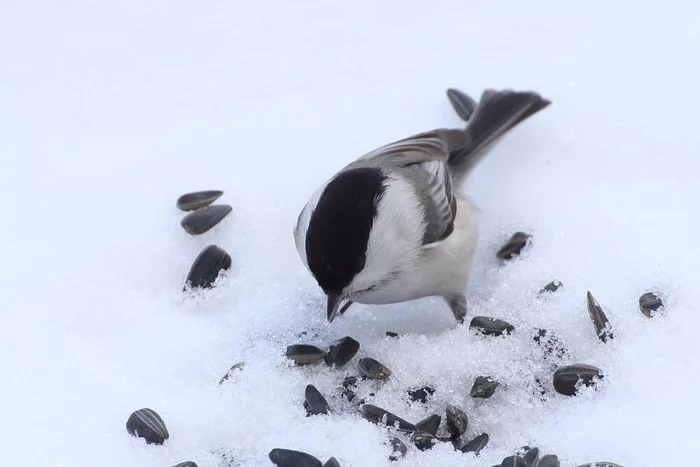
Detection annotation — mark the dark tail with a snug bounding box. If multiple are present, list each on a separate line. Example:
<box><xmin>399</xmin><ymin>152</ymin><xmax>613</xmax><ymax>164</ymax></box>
<box><xmin>447</xmin><ymin>89</ymin><xmax>551</xmax><ymax>182</ymax></box>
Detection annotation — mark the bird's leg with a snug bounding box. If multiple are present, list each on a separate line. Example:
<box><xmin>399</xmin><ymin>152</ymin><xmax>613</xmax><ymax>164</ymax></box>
<box><xmin>444</xmin><ymin>295</ymin><xmax>467</xmax><ymax>323</ymax></box>
<box><xmin>338</xmin><ymin>300</ymin><xmax>354</xmax><ymax>316</ymax></box>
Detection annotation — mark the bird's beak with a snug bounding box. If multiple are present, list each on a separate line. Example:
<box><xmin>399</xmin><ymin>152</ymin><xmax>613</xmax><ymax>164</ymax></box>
<box><xmin>327</xmin><ymin>293</ymin><xmax>342</xmax><ymax>323</ymax></box>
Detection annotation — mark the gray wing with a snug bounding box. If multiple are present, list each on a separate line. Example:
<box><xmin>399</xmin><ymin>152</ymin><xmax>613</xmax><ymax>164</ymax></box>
<box><xmin>400</xmin><ymin>160</ymin><xmax>456</xmax><ymax>245</ymax></box>
<box><xmin>345</xmin><ymin>129</ymin><xmax>466</xmax><ymax>245</ymax></box>
<box><xmin>347</xmin><ymin>129</ymin><xmax>467</xmax><ymax>168</ymax></box>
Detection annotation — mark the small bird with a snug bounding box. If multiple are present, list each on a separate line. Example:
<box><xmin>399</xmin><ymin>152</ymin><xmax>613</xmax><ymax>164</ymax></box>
<box><xmin>294</xmin><ymin>88</ymin><xmax>550</xmax><ymax>323</ymax></box>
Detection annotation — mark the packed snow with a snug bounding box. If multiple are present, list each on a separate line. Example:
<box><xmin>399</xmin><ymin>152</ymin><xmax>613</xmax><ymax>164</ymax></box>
<box><xmin>2</xmin><ymin>1</ymin><xmax>700</xmax><ymax>466</ymax></box>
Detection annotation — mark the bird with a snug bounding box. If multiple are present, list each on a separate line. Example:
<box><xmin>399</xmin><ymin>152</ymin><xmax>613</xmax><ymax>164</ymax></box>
<box><xmin>293</xmin><ymin>88</ymin><xmax>551</xmax><ymax>323</ymax></box>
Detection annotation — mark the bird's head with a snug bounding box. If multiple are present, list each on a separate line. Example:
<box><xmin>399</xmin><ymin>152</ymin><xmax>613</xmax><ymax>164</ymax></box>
<box><xmin>294</xmin><ymin>167</ymin><xmax>424</xmax><ymax>322</ymax></box>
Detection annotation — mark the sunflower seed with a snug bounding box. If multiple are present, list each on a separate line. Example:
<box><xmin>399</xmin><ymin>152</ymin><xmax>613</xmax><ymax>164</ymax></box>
<box><xmin>181</xmin><ymin>204</ymin><xmax>232</xmax><ymax>235</ymax></box>
<box><xmin>553</xmin><ymin>363</ymin><xmax>603</xmax><ymax>396</ymax></box>
<box><xmin>447</xmin><ymin>88</ymin><xmax>477</xmax><ymax>122</ymax></box>
<box><xmin>470</xmin><ymin>316</ymin><xmax>515</xmax><ymax>336</ymax></box>
<box><xmin>358</xmin><ymin>357</ymin><xmax>392</xmax><ymax>380</ymax></box>
<box><xmin>459</xmin><ymin>432</ymin><xmax>489</xmax><ymax>454</ymax></box>
<box><xmin>126</xmin><ymin>408</ymin><xmax>169</xmax><ymax>445</ymax></box>
<box><xmin>586</xmin><ymin>291</ymin><xmax>614</xmax><ymax>342</ymax></box>
<box><xmin>540</xmin><ymin>280</ymin><xmax>563</xmax><ymax>294</ymax></box>
<box><xmin>496</xmin><ymin>232</ymin><xmax>532</xmax><ymax>260</ymax></box>
<box><xmin>415</xmin><ymin>414</ymin><xmax>441</xmax><ymax>436</ymax></box>
<box><xmin>576</xmin><ymin>463</ymin><xmax>624</xmax><ymax>467</ymax></box>
<box><xmin>386</xmin><ymin>331</ymin><xmax>399</xmax><ymax>338</ymax></box>
<box><xmin>323</xmin><ymin>457</ymin><xmax>341</xmax><ymax>467</ymax></box>
<box><xmin>324</xmin><ymin>336</ymin><xmax>360</xmax><ymax>368</ymax></box>
<box><xmin>361</xmin><ymin>404</ymin><xmax>416</xmax><ymax>432</ymax></box>
<box><xmin>184</xmin><ymin>244</ymin><xmax>232</xmax><ymax>290</ymax></box>
<box><xmin>470</xmin><ymin>376</ymin><xmax>500</xmax><ymax>398</ymax></box>
<box><xmin>304</xmin><ymin>384</ymin><xmax>331</xmax><ymax>416</ymax></box>
<box><xmin>445</xmin><ymin>404</ymin><xmax>468</xmax><ymax>437</ymax></box>
<box><xmin>268</xmin><ymin>448</ymin><xmax>323</xmax><ymax>467</ymax></box>
<box><xmin>521</xmin><ymin>446</ymin><xmax>539</xmax><ymax>466</ymax></box>
<box><xmin>639</xmin><ymin>292</ymin><xmax>664</xmax><ymax>318</ymax></box>
<box><xmin>411</xmin><ymin>432</ymin><xmax>436</xmax><ymax>451</ymax></box>
<box><xmin>537</xmin><ymin>454</ymin><xmax>561</xmax><ymax>467</ymax></box>
<box><xmin>176</xmin><ymin>190</ymin><xmax>223</xmax><ymax>211</ymax></box>
<box><xmin>285</xmin><ymin>344</ymin><xmax>326</xmax><ymax>366</ymax></box>
<box><xmin>172</xmin><ymin>463</ymin><xmax>198</xmax><ymax>467</ymax></box>
<box><xmin>501</xmin><ymin>455</ymin><xmax>527</xmax><ymax>467</ymax></box>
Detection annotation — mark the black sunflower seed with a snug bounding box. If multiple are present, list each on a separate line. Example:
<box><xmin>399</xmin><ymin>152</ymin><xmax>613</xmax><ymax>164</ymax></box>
<box><xmin>323</xmin><ymin>457</ymin><xmax>341</xmax><ymax>467</ymax></box>
<box><xmin>268</xmin><ymin>448</ymin><xmax>323</xmax><ymax>467</ymax></box>
<box><xmin>411</xmin><ymin>432</ymin><xmax>436</xmax><ymax>451</ymax></box>
<box><xmin>414</xmin><ymin>414</ymin><xmax>441</xmax><ymax>436</ymax></box>
<box><xmin>538</xmin><ymin>454</ymin><xmax>561</xmax><ymax>467</ymax></box>
<box><xmin>172</xmin><ymin>463</ymin><xmax>198</xmax><ymax>467</ymax></box>
<box><xmin>470</xmin><ymin>316</ymin><xmax>515</xmax><ymax>336</ymax></box>
<box><xmin>184</xmin><ymin>244</ymin><xmax>232</xmax><ymax>290</ymax></box>
<box><xmin>496</xmin><ymin>232</ymin><xmax>532</xmax><ymax>260</ymax></box>
<box><xmin>470</xmin><ymin>376</ymin><xmax>500</xmax><ymax>398</ymax></box>
<box><xmin>553</xmin><ymin>364</ymin><xmax>603</xmax><ymax>396</ymax></box>
<box><xmin>304</xmin><ymin>384</ymin><xmax>331</xmax><ymax>416</ymax></box>
<box><xmin>521</xmin><ymin>446</ymin><xmax>540</xmax><ymax>466</ymax></box>
<box><xmin>285</xmin><ymin>344</ymin><xmax>326</xmax><ymax>366</ymax></box>
<box><xmin>176</xmin><ymin>190</ymin><xmax>223</xmax><ymax>211</ymax></box>
<box><xmin>459</xmin><ymin>432</ymin><xmax>489</xmax><ymax>454</ymax></box>
<box><xmin>586</xmin><ymin>291</ymin><xmax>614</xmax><ymax>342</ymax></box>
<box><xmin>575</xmin><ymin>462</ymin><xmax>623</xmax><ymax>467</ymax></box>
<box><xmin>386</xmin><ymin>331</ymin><xmax>399</xmax><ymax>338</ymax></box>
<box><xmin>501</xmin><ymin>455</ymin><xmax>527</xmax><ymax>467</ymax></box>
<box><xmin>181</xmin><ymin>204</ymin><xmax>232</xmax><ymax>235</ymax></box>
<box><xmin>445</xmin><ymin>404</ymin><xmax>468</xmax><ymax>437</ymax></box>
<box><xmin>361</xmin><ymin>404</ymin><xmax>416</xmax><ymax>432</ymax></box>
<box><xmin>358</xmin><ymin>357</ymin><xmax>391</xmax><ymax>380</ymax></box>
<box><xmin>126</xmin><ymin>408</ymin><xmax>169</xmax><ymax>445</ymax></box>
<box><xmin>639</xmin><ymin>292</ymin><xmax>664</xmax><ymax>318</ymax></box>
<box><xmin>324</xmin><ymin>336</ymin><xmax>360</xmax><ymax>368</ymax></box>
<box><xmin>540</xmin><ymin>280</ymin><xmax>563</xmax><ymax>294</ymax></box>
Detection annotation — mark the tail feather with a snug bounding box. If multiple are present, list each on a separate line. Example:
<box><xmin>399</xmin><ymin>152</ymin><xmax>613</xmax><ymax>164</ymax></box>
<box><xmin>447</xmin><ymin>89</ymin><xmax>551</xmax><ymax>182</ymax></box>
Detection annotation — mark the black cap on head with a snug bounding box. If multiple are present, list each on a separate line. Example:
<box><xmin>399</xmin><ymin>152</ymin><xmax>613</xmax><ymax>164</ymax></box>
<box><xmin>305</xmin><ymin>167</ymin><xmax>387</xmax><ymax>295</ymax></box>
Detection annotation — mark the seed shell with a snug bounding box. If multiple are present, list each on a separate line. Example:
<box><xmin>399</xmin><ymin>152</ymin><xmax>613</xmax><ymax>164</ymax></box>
<box><xmin>470</xmin><ymin>316</ymin><xmax>515</xmax><ymax>336</ymax></box>
<box><xmin>496</xmin><ymin>231</ymin><xmax>532</xmax><ymax>260</ymax></box>
<box><xmin>126</xmin><ymin>408</ymin><xmax>169</xmax><ymax>445</ymax></box>
<box><xmin>586</xmin><ymin>291</ymin><xmax>614</xmax><ymax>342</ymax></box>
<box><xmin>415</xmin><ymin>414</ymin><xmax>441</xmax><ymax>436</ymax></box>
<box><xmin>324</xmin><ymin>336</ymin><xmax>360</xmax><ymax>368</ymax></box>
<box><xmin>181</xmin><ymin>204</ymin><xmax>232</xmax><ymax>235</ymax></box>
<box><xmin>184</xmin><ymin>244</ymin><xmax>232</xmax><ymax>290</ymax></box>
<box><xmin>553</xmin><ymin>363</ymin><xmax>603</xmax><ymax>396</ymax></box>
<box><xmin>268</xmin><ymin>448</ymin><xmax>323</xmax><ymax>467</ymax></box>
<box><xmin>358</xmin><ymin>357</ymin><xmax>392</xmax><ymax>380</ymax></box>
<box><xmin>285</xmin><ymin>344</ymin><xmax>326</xmax><ymax>366</ymax></box>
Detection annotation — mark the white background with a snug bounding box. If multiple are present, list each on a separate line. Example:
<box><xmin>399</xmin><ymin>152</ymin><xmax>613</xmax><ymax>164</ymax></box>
<box><xmin>1</xmin><ymin>1</ymin><xmax>699</xmax><ymax>466</ymax></box>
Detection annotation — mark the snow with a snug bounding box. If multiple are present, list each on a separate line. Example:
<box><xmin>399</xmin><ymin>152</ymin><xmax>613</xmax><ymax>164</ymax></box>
<box><xmin>1</xmin><ymin>0</ymin><xmax>699</xmax><ymax>466</ymax></box>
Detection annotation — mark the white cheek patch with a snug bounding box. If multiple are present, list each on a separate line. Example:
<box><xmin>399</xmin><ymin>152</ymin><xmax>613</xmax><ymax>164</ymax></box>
<box><xmin>351</xmin><ymin>175</ymin><xmax>424</xmax><ymax>291</ymax></box>
<box><xmin>294</xmin><ymin>181</ymin><xmax>330</xmax><ymax>269</ymax></box>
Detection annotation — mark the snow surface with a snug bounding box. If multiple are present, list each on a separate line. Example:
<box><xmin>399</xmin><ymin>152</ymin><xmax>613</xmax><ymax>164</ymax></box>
<box><xmin>2</xmin><ymin>1</ymin><xmax>700</xmax><ymax>466</ymax></box>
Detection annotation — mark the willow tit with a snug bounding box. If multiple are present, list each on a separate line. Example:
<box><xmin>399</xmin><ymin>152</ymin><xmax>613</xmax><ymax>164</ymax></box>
<box><xmin>294</xmin><ymin>88</ymin><xmax>550</xmax><ymax>323</ymax></box>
